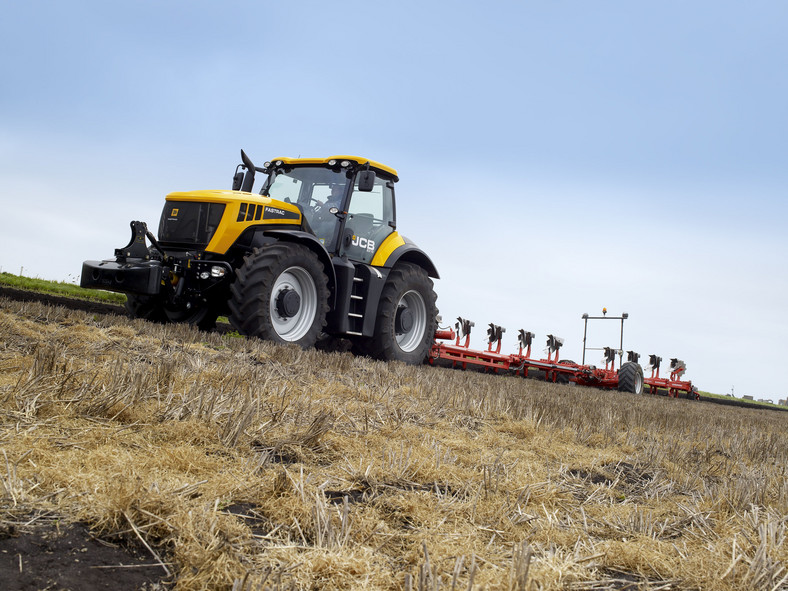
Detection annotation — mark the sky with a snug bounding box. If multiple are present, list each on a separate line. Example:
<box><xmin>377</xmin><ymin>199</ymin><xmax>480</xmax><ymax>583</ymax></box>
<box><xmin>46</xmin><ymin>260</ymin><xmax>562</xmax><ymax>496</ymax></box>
<box><xmin>1</xmin><ymin>1</ymin><xmax>786</xmax><ymax>401</ymax></box>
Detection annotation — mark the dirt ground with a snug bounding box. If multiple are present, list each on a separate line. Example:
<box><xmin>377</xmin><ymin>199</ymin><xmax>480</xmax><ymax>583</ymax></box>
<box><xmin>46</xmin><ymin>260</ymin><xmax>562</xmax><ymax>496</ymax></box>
<box><xmin>0</xmin><ymin>516</ymin><xmax>167</xmax><ymax>591</ymax></box>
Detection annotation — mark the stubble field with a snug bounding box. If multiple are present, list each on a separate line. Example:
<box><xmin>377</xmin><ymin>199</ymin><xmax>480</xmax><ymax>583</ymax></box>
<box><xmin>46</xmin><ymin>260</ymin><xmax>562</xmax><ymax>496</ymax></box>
<box><xmin>1</xmin><ymin>294</ymin><xmax>786</xmax><ymax>590</ymax></box>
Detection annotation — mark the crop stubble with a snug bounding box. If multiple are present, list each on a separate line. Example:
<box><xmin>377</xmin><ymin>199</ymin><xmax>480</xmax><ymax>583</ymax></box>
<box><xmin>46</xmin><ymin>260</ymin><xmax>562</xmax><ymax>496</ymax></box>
<box><xmin>0</xmin><ymin>296</ymin><xmax>786</xmax><ymax>590</ymax></box>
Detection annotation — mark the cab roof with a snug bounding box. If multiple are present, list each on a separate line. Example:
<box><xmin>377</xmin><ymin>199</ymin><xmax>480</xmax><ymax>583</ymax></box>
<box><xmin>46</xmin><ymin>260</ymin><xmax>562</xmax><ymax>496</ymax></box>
<box><xmin>267</xmin><ymin>155</ymin><xmax>398</xmax><ymax>182</ymax></box>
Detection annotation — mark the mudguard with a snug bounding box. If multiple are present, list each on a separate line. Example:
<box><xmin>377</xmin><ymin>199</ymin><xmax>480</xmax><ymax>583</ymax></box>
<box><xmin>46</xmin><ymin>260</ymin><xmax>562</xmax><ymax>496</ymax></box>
<box><xmin>380</xmin><ymin>241</ymin><xmax>440</xmax><ymax>279</ymax></box>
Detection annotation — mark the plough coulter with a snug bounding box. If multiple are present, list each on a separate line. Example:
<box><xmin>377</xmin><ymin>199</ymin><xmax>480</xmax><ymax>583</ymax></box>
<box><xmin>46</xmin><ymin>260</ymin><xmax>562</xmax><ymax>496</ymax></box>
<box><xmin>429</xmin><ymin>317</ymin><xmax>698</xmax><ymax>399</ymax></box>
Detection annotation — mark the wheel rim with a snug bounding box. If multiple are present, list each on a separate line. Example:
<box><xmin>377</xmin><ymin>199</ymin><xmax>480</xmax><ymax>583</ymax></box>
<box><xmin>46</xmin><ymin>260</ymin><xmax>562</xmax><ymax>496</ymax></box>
<box><xmin>270</xmin><ymin>266</ymin><xmax>317</xmax><ymax>341</ymax></box>
<box><xmin>634</xmin><ymin>371</ymin><xmax>643</xmax><ymax>394</ymax></box>
<box><xmin>395</xmin><ymin>289</ymin><xmax>427</xmax><ymax>353</ymax></box>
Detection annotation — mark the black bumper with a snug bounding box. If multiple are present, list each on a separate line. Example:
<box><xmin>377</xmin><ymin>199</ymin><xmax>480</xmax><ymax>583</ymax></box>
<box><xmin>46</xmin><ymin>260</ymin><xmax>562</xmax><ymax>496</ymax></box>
<box><xmin>81</xmin><ymin>259</ymin><xmax>164</xmax><ymax>296</ymax></box>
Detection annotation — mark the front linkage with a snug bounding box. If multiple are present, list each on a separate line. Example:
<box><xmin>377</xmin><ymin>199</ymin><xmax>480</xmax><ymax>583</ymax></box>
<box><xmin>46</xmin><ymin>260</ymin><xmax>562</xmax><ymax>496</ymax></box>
<box><xmin>81</xmin><ymin>221</ymin><xmax>232</xmax><ymax>319</ymax></box>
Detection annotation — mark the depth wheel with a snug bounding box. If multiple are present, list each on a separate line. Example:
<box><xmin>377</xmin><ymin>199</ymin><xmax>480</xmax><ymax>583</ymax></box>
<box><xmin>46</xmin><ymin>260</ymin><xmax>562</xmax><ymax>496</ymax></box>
<box><xmin>617</xmin><ymin>361</ymin><xmax>644</xmax><ymax>395</ymax></box>
<box><xmin>556</xmin><ymin>359</ymin><xmax>576</xmax><ymax>384</ymax></box>
<box><xmin>368</xmin><ymin>263</ymin><xmax>437</xmax><ymax>364</ymax></box>
<box><xmin>228</xmin><ymin>244</ymin><xmax>329</xmax><ymax>348</ymax></box>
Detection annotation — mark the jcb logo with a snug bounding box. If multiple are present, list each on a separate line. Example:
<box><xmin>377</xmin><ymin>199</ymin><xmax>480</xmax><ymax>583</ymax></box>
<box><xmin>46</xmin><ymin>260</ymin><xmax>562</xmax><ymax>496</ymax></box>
<box><xmin>352</xmin><ymin>236</ymin><xmax>375</xmax><ymax>253</ymax></box>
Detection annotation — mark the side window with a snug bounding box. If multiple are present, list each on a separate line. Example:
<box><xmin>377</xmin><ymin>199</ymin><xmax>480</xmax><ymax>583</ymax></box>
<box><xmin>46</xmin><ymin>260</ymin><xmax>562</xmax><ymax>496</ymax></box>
<box><xmin>343</xmin><ymin>177</ymin><xmax>395</xmax><ymax>264</ymax></box>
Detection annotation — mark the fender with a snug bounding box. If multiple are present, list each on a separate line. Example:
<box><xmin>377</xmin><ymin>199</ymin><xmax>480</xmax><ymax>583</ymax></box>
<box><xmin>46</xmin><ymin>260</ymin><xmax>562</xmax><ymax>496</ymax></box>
<box><xmin>372</xmin><ymin>235</ymin><xmax>440</xmax><ymax>279</ymax></box>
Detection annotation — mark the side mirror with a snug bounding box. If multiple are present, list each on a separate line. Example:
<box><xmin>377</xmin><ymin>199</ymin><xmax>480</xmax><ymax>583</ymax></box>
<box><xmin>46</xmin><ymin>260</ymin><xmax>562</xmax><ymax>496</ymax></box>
<box><xmin>232</xmin><ymin>171</ymin><xmax>244</xmax><ymax>191</ymax></box>
<box><xmin>357</xmin><ymin>170</ymin><xmax>376</xmax><ymax>192</ymax></box>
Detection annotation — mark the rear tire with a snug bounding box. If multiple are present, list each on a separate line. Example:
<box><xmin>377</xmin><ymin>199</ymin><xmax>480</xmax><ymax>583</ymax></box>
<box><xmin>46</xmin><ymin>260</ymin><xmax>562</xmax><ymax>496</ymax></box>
<box><xmin>367</xmin><ymin>263</ymin><xmax>437</xmax><ymax>364</ymax></box>
<box><xmin>617</xmin><ymin>361</ymin><xmax>644</xmax><ymax>394</ymax></box>
<box><xmin>228</xmin><ymin>244</ymin><xmax>329</xmax><ymax>348</ymax></box>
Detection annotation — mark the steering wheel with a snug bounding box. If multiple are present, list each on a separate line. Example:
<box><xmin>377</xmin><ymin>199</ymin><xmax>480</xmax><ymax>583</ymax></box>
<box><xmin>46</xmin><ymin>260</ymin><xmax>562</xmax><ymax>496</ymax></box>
<box><xmin>312</xmin><ymin>201</ymin><xmax>334</xmax><ymax>223</ymax></box>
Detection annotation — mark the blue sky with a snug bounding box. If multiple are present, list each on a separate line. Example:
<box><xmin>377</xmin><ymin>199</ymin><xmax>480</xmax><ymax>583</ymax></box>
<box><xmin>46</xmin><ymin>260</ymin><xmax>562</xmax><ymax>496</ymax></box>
<box><xmin>2</xmin><ymin>1</ymin><xmax>787</xmax><ymax>401</ymax></box>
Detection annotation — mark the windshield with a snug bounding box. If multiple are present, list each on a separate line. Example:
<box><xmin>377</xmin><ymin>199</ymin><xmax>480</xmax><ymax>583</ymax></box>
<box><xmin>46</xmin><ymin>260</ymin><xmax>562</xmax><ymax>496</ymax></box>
<box><xmin>264</xmin><ymin>166</ymin><xmax>351</xmax><ymax>249</ymax></box>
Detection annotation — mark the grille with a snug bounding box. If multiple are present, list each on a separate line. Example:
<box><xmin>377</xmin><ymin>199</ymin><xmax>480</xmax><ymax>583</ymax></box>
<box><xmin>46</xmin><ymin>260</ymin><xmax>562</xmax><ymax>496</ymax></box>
<box><xmin>158</xmin><ymin>201</ymin><xmax>226</xmax><ymax>247</ymax></box>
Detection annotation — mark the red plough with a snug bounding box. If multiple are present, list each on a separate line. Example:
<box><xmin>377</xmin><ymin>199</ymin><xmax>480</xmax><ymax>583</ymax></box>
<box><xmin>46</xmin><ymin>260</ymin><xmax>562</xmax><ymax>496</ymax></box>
<box><xmin>642</xmin><ymin>355</ymin><xmax>698</xmax><ymax>399</ymax></box>
<box><xmin>429</xmin><ymin>318</ymin><xmax>696</xmax><ymax>399</ymax></box>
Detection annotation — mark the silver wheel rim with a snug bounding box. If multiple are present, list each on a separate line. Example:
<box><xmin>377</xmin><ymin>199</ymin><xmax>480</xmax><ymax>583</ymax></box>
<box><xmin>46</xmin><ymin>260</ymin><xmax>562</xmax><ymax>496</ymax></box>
<box><xmin>634</xmin><ymin>371</ymin><xmax>643</xmax><ymax>394</ymax></box>
<box><xmin>395</xmin><ymin>289</ymin><xmax>427</xmax><ymax>353</ymax></box>
<box><xmin>270</xmin><ymin>266</ymin><xmax>317</xmax><ymax>341</ymax></box>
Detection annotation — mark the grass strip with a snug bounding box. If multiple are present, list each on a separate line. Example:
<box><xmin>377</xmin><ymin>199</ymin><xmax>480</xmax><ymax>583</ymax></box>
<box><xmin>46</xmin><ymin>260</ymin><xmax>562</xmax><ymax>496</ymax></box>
<box><xmin>0</xmin><ymin>272</ymin><xmax>126</xmax><ymax>304</ymax></box>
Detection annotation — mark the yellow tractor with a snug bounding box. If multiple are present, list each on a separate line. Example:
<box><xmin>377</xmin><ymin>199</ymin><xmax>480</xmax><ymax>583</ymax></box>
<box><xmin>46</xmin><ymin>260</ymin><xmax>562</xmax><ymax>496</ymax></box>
<box><xmin>81</xmin><ymin>151</ymin><xmax>439</xmax><ymax>363</ymax></box>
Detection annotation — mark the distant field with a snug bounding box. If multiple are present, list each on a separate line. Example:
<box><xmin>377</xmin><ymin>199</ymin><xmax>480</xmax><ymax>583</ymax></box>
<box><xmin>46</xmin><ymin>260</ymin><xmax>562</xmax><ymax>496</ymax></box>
<box><xmin>1</xmin><ymin>292</ymin><xmax>787</xmax><ymax>590</ymax></box>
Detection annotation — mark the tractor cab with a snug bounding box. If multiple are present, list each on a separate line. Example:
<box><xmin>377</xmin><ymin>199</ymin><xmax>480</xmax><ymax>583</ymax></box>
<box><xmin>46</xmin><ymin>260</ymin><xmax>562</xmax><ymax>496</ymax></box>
<box><xmin>235</xmin><ymin>154</ymin><xmax>398</xmax><ymax>264</ymax></box>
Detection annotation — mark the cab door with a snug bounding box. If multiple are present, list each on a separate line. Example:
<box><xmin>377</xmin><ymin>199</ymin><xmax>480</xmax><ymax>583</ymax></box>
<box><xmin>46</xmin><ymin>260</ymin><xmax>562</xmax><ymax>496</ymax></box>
<box><xmin>340</xmin><ymin>176</ymin><xmax>395</xmax><ymax>264</ymax></box>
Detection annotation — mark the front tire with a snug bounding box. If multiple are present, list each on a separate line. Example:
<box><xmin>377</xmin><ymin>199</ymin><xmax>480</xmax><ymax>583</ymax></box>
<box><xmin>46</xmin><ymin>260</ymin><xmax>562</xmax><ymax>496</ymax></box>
<box><xmin>125</xmin><ymin>294</ymin><xmax>219</xmax><ymax>331</ymax></box>
<box><xmin>617</xmin><ymin>361</ymin><xmax>644</xmax><ymax>395</ymax></box>
<box><xmin>125</xmin><ymin>294</ymin><xmax>168</xmax><ymax>323</ymax></box>
<box><xmin>228</xmin><ymin>244</ymin><xmax>329</xmax><ymax>348</ymax></box>
<box><xmin>367</xmin><ymin>263</ymin><xmax>437</xmax><ymax>364</ymax></box>
<box><xmin>163</xmin><ymin>303</ymin><xmax>219</xmax><ymax>331</ymax></box>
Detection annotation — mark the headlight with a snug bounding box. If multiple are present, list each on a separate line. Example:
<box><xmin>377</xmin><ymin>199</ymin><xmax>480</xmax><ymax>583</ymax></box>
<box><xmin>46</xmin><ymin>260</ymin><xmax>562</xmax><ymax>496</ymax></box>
<box><xmin>199</xmin><ymin>266</ymin><xmax>226</xmax><ymax>280</ymax></box>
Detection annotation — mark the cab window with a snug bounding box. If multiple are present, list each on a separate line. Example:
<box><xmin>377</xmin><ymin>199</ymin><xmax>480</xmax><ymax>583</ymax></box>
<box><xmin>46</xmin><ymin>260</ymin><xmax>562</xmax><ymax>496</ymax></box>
<box><xmin>342</xmin><ymin>176</ymin><xmax>395</xmax><ymax>263</ymax></box>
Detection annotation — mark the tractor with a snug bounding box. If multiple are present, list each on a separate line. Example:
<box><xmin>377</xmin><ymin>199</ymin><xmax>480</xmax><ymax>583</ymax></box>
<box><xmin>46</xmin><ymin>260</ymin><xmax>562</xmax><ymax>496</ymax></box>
<box><xmin>81</xmin><ymin>151</ymin><xmax>439</xmax><ymax>363</ymax></box>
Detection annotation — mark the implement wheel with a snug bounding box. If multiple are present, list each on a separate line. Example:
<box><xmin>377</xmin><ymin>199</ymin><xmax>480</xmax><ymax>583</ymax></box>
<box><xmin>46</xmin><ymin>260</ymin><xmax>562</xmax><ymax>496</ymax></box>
<box><xmin>229</xmin><ymin>244</ymin><xmax>329</xmax><ymax>348</ymax></box>
<box><xmin>617</xmin><ymin>361</ymin><xmax>644</xmax><ymax>395</ymax></box>
<box><xmin>556</xmin><ymin>359</ymin><xmax>576</xmax><ymax>384</ymax></box>
<box><xmin>367</xmin><ymin>263</ymin><xmax>437</xmax><ymax>364</ymax></box>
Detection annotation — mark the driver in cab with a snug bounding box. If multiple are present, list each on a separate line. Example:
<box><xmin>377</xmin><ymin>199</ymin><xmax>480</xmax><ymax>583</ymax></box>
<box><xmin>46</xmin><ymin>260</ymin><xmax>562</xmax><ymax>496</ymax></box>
<box><xmin>321</xmin><ymin>183</ymin><xmax>344</xmax><ymax>211</ymax></box>
<box><xmin>311</xmin><ymin>183</ymin><xmax>345</xmax><ymax>245</ymax></box>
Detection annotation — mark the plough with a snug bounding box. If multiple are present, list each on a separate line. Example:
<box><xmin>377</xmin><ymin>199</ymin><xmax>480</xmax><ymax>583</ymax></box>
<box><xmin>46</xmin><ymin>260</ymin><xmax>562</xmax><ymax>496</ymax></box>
<box><xmin>642</xmin><ymin>355</ymin><xmax>698</xmax><ymax>399</ymax></box>
<box><xmin>429</xmin><ymin>317</ymin><xmax>698</xmax><ymax>399</ymax></box>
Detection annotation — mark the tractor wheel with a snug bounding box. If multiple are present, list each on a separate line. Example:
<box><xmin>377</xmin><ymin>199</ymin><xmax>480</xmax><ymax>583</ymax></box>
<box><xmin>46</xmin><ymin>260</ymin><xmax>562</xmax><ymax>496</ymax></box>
<box><xmin>125</xmin><ymin>294</ymin><xmax>168</xmax><ymax>323</ymax></box>
<box><xmin>125</xmin><ymin>294</ymin><xmax>219</xmax><ymax>331</ymax></box>
<box><xmin>617</xmin><ymin>361</ymin><xmax>644</xmax><ymax>395</ymax></box>
<box><xmin>367</xmin><ymin>263</ymin><xmax>437</xmax><ymax>364</ymax></box>
<box><xmin>163</xmin><ymin>302</ymin><xmax>219</xmax><ymax>331</ymax></box>
<box><xmin>228</xmin><ymin>244</ymin><xmax>329</xmax><ymax>348</ymax></box>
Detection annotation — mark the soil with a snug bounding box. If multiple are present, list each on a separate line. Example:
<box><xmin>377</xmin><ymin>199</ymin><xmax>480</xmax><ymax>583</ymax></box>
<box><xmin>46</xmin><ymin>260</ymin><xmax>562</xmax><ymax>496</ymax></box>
<box><xmin>0</xmin><ymin>519</ymin><xmax>167</xmax><ymax>591</ymax></box>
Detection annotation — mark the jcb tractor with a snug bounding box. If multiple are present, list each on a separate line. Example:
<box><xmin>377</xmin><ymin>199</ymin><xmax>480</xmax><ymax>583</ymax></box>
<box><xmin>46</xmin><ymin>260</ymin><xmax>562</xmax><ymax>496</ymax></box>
<box><xmin>81</xmin><ymin>151</ymin><xmax>439</xmax><ymax>363</ymax></box>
